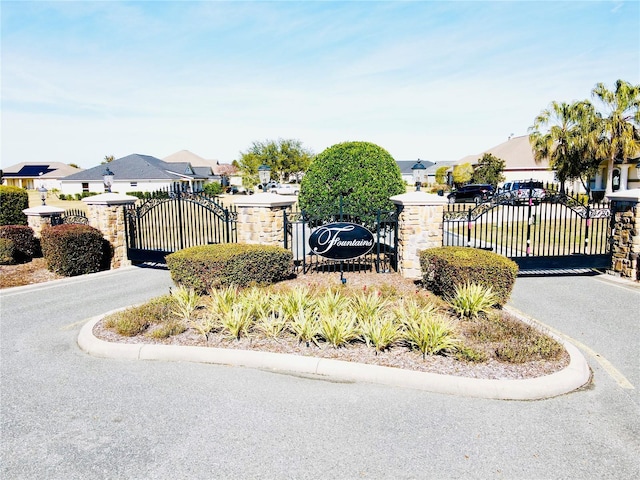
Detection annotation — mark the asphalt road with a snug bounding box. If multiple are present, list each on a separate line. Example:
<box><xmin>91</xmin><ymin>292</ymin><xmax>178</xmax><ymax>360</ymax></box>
<box><xmin>1</xmin><ymin>266</ymin><xmax>638</xmax><ymax>479</ymax></box>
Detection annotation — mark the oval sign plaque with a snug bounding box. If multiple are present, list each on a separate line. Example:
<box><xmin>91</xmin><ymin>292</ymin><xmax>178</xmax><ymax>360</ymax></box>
<box><xmin>309</xmin><ymin>222</ymin><xmax>375</xmax><ymax>260</ymax></box>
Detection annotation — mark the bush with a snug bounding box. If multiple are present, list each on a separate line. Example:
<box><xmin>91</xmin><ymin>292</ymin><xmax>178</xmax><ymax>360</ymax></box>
<box><xmin>0</xmin><ymin>186</ymin><xmax>28</xmax><ymax>226</ymax></box>
<box><xmin>203</xmin><ymin>182</ymin><xmax>224</xmax><ymax>196</ymax></box>
<box><xmin>298</xmin><ymin>141</ymin><xmax>405</xmax><ymax>224</ymax></box>
<box><xmin>166</xmin><ymin>243</ymin><xmax>293</xmax><ymax>292</ymax></box>
<box><xmin>41</xmin><ymin>224</ymin><xmax>109</xmax><ymax>276</ymax></box>
<box><xmin>420</xmin><ymin>247</ymin><xmax>518</xmax><ymax>306</ymax></box>
<box><xmin>0</xmin><ymin>225</ymin><xmax>39</xmax><ymax>262</ymax></box>
<box><xmin>0</xmin><ymin>238</ymin><xmax>16</xmax><ymax>265</ymax></box>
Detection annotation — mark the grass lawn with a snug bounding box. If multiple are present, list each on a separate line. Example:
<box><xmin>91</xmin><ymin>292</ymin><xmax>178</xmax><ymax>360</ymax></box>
<box><xmin>28</xmin><ymin>190</ymin><xmax>86</xmax><ymax>211</ymax></box>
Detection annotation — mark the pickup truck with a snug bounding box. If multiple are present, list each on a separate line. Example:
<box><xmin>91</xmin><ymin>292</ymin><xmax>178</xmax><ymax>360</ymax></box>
<box><xmin>270</xmin><ymin>184</ymin><xmax>300</xmax><ymax>195</ymax></box>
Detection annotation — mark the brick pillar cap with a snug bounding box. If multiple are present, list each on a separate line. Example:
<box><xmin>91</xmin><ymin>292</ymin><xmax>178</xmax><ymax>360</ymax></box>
<box><xmin>232</xmin><ymin>193</ymin><xmax>297</xmax><ymax>208</ymax></box>
<box><xmin>82</xmin><ymin>193</ymin><xmax>138</xmax><ymax>205</ymax></box>
<box><xmin>22</xmin><ymin>205</ymin><xmax>65</xmax><ymax>216</ymax></box>
<box><xmin>390</xmin><ymin>191</ymin><xmax>448</xmax><ymax>206</ymax></box>
<box><xmin>607</xmin><ymin>188</ymin><xmax>640</xmax><ymax>202</ymax></box>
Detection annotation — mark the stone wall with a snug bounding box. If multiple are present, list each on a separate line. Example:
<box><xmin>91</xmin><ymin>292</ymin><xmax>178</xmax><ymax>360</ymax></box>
<box><xmin>608</xmin><ymin>202</ymin><xmax>640</xmax><ymax>280</ymax></box>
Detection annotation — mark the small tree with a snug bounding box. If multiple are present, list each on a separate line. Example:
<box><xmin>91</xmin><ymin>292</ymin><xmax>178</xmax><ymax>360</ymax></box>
<box><xmin>452</xmin><ymin>163</ymin><xmax>474</xmax><ymax>186</ymax></box>
<box><xmin>237</xmin><ymin>138</ymin><xmax>314</xmax><ymax>187</ymax></box>
<box><xmin>471</xmin><ymin>153</ymin><xmax>506</xmax><ymax>187</ymax></box>
<box><xmin>435</xmin><ymin>166</ymin><xmax>449</xmax><ymax>185</ymax></box>
<box><xmin>298</xmin><ymin>141</ymin><xmax>405</xmax><ymax>224</ymax></box>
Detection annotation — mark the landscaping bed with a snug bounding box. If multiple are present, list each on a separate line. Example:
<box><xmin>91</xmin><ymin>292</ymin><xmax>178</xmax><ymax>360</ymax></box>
<box><xmin>93</xmin><ymin>272</ymin><xmax>570</xmax><ymax>380</ymax></box>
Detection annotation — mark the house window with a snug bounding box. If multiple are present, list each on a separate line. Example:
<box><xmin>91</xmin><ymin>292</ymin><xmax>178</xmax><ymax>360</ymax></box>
<box><xmin>82</xmin><ymin>182</ymin><xmax>89</xmax><ymax>192</ymax></box>
<box><xmin>130</xmin><ymin>182</ymin><xmax>138</xmax><ymax>187</ymax></box>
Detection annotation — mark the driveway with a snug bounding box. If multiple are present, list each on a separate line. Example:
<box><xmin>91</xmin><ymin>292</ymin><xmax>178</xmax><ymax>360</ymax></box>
<box><xmin>1</xmin><ymin>267</ymin><xmax>638</xmax><ymax>479</ymax></box>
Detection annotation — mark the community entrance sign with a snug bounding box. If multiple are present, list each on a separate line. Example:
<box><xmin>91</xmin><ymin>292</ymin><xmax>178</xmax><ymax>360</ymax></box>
<box><xmin>309</xmin><ymin>222</ymin><xmax>375</xmax><ymax>260</ymax></box>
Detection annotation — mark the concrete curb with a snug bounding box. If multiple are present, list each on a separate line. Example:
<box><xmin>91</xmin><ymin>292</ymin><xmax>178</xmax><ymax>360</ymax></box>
<box><xmin>78</xmin><ymin>309</ymin><xmax>592</xmax><ymax>401</ymax></box>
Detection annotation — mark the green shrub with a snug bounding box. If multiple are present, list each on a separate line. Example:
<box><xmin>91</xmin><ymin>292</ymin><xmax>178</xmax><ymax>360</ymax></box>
<box><xmin>0</xmin><ymin>186</ymin><xmax>28</xmax><ymax>226</ymax></box>
<box><xmin>203</xmin><ymin>182</ymin><xmax>224</xmax><ymax>196</ymax></box>
<box><xmin>449</xmin><ymin>282</ymin><xmax>499</xmax><ymax>319</ymax></box>
<box><xmin>0</xmin><ymin>225</ymin><xmax>38</xmax><ymax>262</ymax></box>
<box><xmin>298</xmin><ymin>141</ymin><xmax>405</xmax><ymax>225</ymax></box>
<box><xmin>0</xmin><ymin>238</ymin><xmax>16</xmax><ymax>265</ymax></box>
<box><xmin>420</xmin><ymin>247</ymin><xmax>518</xmax><ymax>306</ymax></box>
<box><xmin>166</xmin><ymin>243</ymin><xmax>293</xmax><ymax>292</ymax></box>
<box><xmin>41</xmin><ymin>224</ymin><xmax>109</xmax><ymax>276</ymax></box>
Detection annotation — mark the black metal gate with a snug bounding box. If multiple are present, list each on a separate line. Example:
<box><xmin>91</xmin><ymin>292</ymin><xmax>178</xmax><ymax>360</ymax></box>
<box><xmin>125</xmin><ymin>189</ymin><xmax>237</xmax><ymax>264</ymax></box>
<box><xmin>443</xmin><ymin>190</ymin><xmax>612</xmax><ymax>270</ymax></box>
<box><xmin>51</xmin><ymin>208</ymin><xmax>89</xmax><ymax>226</ymax></box>
<box><xmin>284</xmin><ymin>209</ymin><xmax>399</xmax><ymax>274</ymax></box>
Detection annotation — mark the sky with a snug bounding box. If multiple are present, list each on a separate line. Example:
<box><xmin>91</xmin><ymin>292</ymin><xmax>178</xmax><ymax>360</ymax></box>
<box><xmin>1</xmin><ymin>0</ymin><xmax>639</xmax><ymax>169</ymax></box>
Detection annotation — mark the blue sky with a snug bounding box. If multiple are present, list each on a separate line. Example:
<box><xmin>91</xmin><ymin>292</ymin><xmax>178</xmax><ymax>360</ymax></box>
<box><xmin>2</xmin><ymin>0</ymin><xmax>638</xmax><ymax>169</ymax></box>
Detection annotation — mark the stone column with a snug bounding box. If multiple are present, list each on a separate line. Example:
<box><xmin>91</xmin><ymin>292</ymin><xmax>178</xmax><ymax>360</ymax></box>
<box><xmin>232</xmin><ymin>193</ymin><xmax>297</xmax><ymax>246</ymax></box>
<box><xmin>390</xmin><ymin>191</ymin><xmax>448</xmax><ymax>280</ymax></box>
<box><xmin>83</xmin><ymin>193</ymin><xmax>138</xmax><ymax>269</ymax></box>
<box><xmin>606</xmin><ymin>189</ymin><xmax>640</xmax><ymax>281</ymax></box>
<box><xmin>22</xmin><ymin>205</ymin><xmax>65</xmax><ymax>238</ymax></box>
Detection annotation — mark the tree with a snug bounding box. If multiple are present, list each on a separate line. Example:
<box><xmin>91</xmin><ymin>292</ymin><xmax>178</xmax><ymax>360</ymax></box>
<box><xmin>68</xmin><ymin>163</ymin><xmax>80</xmax><ymax>169</ymax></box>
<box><xmin>471</xmin><ymin>153</ymin><xmax>506</xmax><ymax>187</ymax></box>
<box><xmin>237</xmin><ymin>139</ymin><xmax>314</xmax><ymax>187</ymax></box>
<box><xmin>452</xmin><ymin>163</ymin><xmax>473</xmax><ymax>186</ymax></box>
<box><xmin>298</xmin><ymin>141</ymin><xmax>405</xmax><ymax>224</ymax></box>
<box><xmin>591</xmin><ymin>79</ymin><xmax>640</xmax><ymax>194</ymax></box>
<box><xmin>435</xmin><ymin>166</ymin><xmax>449</xmax><ymax>184</ymax></box>
<box><xmin>101</xmin><ymin>155</ymin><xmax>115</xmax><ymax>164</ymax></box>
<box><xmin>529</xmin><ymin>100</ymin><xmax>600</xmax><ymax>193</ymax></box>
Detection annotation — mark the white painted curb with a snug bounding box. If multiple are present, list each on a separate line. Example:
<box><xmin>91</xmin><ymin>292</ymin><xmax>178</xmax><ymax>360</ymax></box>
<box><xmin>78</xmin><ymin>309</ymin><xmax>591</xmax><ymax>401</ymax></box>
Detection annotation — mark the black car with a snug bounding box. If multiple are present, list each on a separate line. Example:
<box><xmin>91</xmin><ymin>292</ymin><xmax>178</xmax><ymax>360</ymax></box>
<box><xmin>447</xmin><ymin>184</ymin><xmax>494</xmax><ymax>204</ymax></box>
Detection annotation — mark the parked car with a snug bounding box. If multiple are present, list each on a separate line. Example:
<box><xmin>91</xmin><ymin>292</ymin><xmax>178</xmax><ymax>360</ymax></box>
<box><xmin>499</xmin><ymin>180</ymin><xmax>546</xmax><ymax>205</ymax></box>
<box><xmin>226</xmin><ymin>185</ymin><xmax>252</xmax><ymax>195</ymax></box>
<box><xmin>447</xmin><ymin>184</ymin><xmax>495</xmax><ymax>204</ymax></box>
<box><xmin>271</xmin><ymin>184</ymin><xmax>300</xmax><ymax>195</ymax></box>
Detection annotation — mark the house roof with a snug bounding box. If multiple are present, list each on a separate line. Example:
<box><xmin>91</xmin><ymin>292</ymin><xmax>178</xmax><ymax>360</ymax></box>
<box><xmin>61</xmin><ymin>154</ymin><xmax>208</xmax><ymax>182</ymax></box>
<box><xmin>396</xmin><ymin>160</ymin><xmax>435</xmax><ymax>175</ymax></box>
<box><xmin>456</xmin><ymin>135</ymin><xmax>551</xmax><ymax>171</ymax></box>
<box><xmin>2</xmin><ymin>162</ymin><xmax>82</xmax><ymax>178</ymax></box>
<box><xmin>163</xmin><ymin>149</ymin><xmax>235</xmax><ymax>176</ymax></box>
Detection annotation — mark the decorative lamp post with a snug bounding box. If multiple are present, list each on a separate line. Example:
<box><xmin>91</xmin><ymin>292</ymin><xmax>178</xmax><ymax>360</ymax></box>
<box><xmin>38</xmin><ymin>185</ymin><xmax>47</xmax><ymax>205</ymax></box>
<box><xmin>411</xmin><ymin>159</ymin><xmax>427</xmax><ymax>191</ymax></box>
<box><xmin>103</xmin><ymin>167</ymin><xmax>115</xmax><ymax>193</ymax></box>
<box><xmin>258</xmin><ymin>164</ymin><xmax>271</xmax><ymax>193</ymax></box>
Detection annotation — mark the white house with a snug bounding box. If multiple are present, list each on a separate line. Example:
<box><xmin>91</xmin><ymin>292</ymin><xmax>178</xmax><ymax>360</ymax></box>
<box><xmin>1</xmin><ymin>162</ymin><xmax>82</xmax><ymax>190</ymax></box>
<box><xmin>60</xmin><ymin>154</ymin><xmax>210</xmax><ymax>195</ymax></box>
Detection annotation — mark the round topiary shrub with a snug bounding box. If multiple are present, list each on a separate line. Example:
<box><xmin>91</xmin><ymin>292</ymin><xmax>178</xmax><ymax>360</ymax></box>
<box><xmin>420</xmin><ymin>246</ymin><xmax>519</xmax><ymax>306</ymax></box>
<box><xmin>298</xmin><ymin>141</ymin><xmax>405</xmax><ymax>225</ymax></box>
<box><xmin>166</xmin><ymin>243</ymin><xmax>293</xmax><ymax>292</ymax></box>
<box><xmin>0</xmin><ymin>186</ymin><xmax>29</xmax><ymax>226</ymax></box>
<box><xmin>40</xmin><ymin>224</ymin><xmax>108</xmax><ymax>276</ymax></box>
<box><xmin>0</xmin><ymin>225</ymin><xmax>38</xmax><ymax>263</ymax></box>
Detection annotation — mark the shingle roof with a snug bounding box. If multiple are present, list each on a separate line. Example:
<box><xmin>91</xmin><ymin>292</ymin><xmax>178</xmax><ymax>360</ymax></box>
<box><xmin>396</xmin><ymin>160</ymin><xmax>435</xmax><ymax>175</ymax></box>
<box><xmin>61</xmin><ymin>154</ymin><xmax>207</xmax><ymax>181</ymax></box>
<box><xmin>2</xmin><ymin>162</ymin><xmax>82</xmax><ymax>178</ymax></box>
<box><xmin>456</xmin><ymin>135</ymin><xmax>551</xmax><ymax>170</ymax></box>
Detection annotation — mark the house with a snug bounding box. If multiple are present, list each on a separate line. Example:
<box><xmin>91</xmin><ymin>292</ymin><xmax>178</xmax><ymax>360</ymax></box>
<box><xmin>59</xmin><ymin>154</ymin><xmax>209</xmax><ymax>195</ymax></box>
<box><xmin>455</xmin><ymin>135</ymin><xmax>557</xmax><ymax>185</ymax></box>
<box><xmin>1</xmin><ymin>162</ymin><xmax>83</xmax><ymax>190</ymax></box>
<box><xmin>396</xmin><ymin>160</ymin><xmax>435</xmax><ymax>185</ymax></box>
<box><xmin>163</xmin><ymin>150</ymin><xmax>240</xmax><ymax>186</ymax></box>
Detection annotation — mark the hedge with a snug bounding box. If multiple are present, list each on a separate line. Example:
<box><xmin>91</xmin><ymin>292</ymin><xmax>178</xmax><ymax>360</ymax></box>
<box><xmin>41</xmin><ymin>224</ymin><xmax>109</xmax><ymax>276</ymax></box>
<box><xmin>166</xmin><ymin>243</ymin><xmax>293</xmax><ymax>292</ymax></box>
<box><xmin>0</xmin><ymin>225</ymin><xmax>38</xmax><ymax>263</ymax></box>
<box><xmin>0</xmin><ymin>186</ymin><xmax>28</xmax><ymax>226</ymax></box>
<box><xmin>420</xmin><ymin>246</ymin><xmax>518</xmax><ymax>306</ymax></box>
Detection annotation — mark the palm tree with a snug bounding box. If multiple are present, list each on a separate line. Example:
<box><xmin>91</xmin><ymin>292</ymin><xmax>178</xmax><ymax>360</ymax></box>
<box><xmin>591</xmin><ymin>80</ymin><xmax>640</xmax><ymax>194</ymax></box>
<box><xmin>529</xmin><ymin>100</ymin><xmax>597</xmax><ymax>193</ymax></box>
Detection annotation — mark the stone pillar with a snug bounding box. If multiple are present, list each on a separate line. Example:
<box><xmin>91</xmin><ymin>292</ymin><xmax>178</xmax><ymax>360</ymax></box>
<box><xmin>390</xmin><ymin>191</ymin><xmax>448</xmax><ymax>280</ymax></box>
<box><xmin>22</xmin><ymin>206</ymin><xmax>65</xmax><ymax>238</ymax></box>
<box><xmin>606</xmin><ymin>189</ymin><xmax>640</xmax><ymax>281</ymax></box>
<box><xmin>83</xmin><ymin>193</ymin><xmax>138</xmax><ymax>269</ymax></box>
<box><xmin>232</xmin><ymin>193</ymin><xmax>297</xmax><ymax>246</ymax></box>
